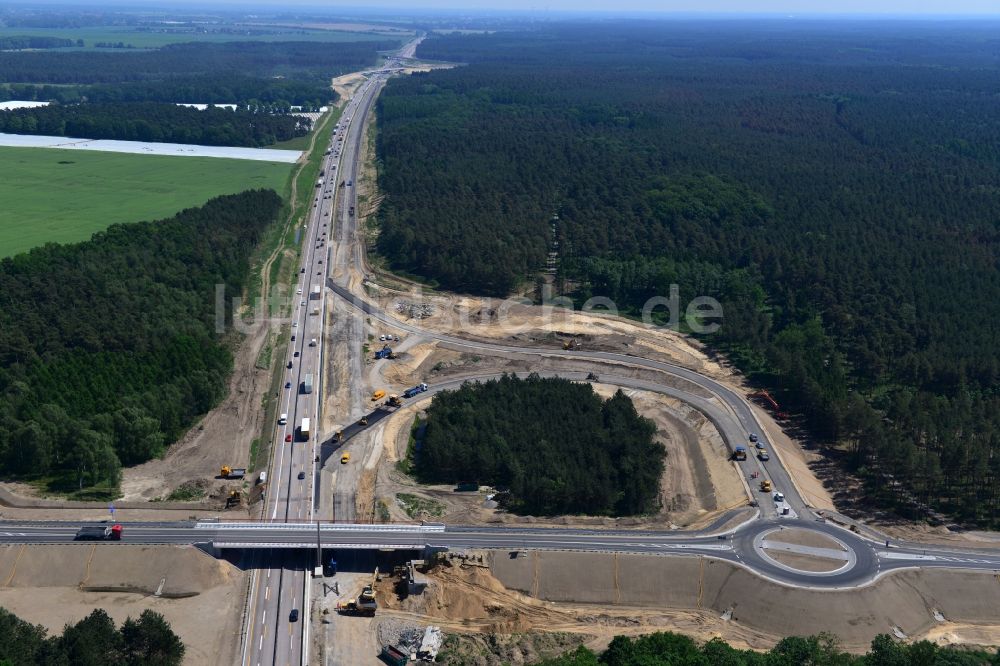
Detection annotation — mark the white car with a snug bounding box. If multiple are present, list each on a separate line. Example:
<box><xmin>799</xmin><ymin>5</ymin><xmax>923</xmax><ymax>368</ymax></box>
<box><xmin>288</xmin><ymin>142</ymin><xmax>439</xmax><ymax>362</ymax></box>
<box><xmin>296</xmin><ymin>288</ymin><xmax>302</xmax><ymax>295</ymax></box>
<box><xmin>773</xmin><ymin>492</ymin><xmax>785</xmax><ymax>503</ymax></box>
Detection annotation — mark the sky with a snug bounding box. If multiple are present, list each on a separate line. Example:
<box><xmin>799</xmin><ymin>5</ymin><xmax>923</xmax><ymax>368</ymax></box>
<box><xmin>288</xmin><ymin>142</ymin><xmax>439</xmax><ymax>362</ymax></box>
<box><xmin>22</xmin><ymin>0</ymin><xmax>1000</xmax><ymax>15</ymax></box>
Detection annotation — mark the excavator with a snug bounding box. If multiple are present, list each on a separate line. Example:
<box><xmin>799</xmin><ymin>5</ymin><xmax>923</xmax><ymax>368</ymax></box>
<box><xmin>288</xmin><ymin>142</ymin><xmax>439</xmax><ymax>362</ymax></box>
<box><xmin>337</xmin><ymin>568</ymin><xmax>378</xmax><ymax>616</ymax></box>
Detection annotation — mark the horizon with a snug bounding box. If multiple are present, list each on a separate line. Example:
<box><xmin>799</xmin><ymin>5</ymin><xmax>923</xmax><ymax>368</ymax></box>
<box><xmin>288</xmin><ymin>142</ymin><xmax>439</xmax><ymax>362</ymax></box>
<box><xmin>4</xmin><ymin>0</ymin><xmax>1000</xmax><ymax>18</ymax></box>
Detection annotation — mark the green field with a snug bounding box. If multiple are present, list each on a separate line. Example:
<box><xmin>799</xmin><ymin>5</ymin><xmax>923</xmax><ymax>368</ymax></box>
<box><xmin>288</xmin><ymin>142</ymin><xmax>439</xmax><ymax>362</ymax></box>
<box><xmin>0</xmin><ymin>26</ymin><xmax>408</xmax><ymax>49</ymax></box>
<box><xmin>0</xmin><ymin>147</ymin><xmax>292</xmax><ymax>258</ymax></box>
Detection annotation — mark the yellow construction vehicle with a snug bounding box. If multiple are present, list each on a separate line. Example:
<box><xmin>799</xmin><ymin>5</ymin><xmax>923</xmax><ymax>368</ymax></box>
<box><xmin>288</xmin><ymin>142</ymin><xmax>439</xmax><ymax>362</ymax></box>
<box><xmin>220</xmin><ymin>466</ymin><xmax>246</xmax><ymax>479</ymax></box>
<box><xmin>335</xmin><ymin>430</ymin><xmax>344</xmax><ymax>440</ymax></box>
<box><xmin>359</xmin><ymin>416</ymin><xmax>369</xmax><ymax>426</ymax></box>
<box><xmin>336</xmin><ymin>568</ymin><xmax>378</xmax><ymax>615</ymax></box>
<box><xmin>387</xmin><ymin>394</ymin><xmax>402</xmax><ymax>407</ymax></box>
<box><xmin>759</xmin><ymin>479</ymin><xmax>772</xmax><ymax>492</ymax></box>
<box><xmin>562</xmin><ymin>339</ymin><xmax>580</xmax><ymax>350</ymax></box>
<box><xmin>372</xmin><ymin>390</ymin><xmax>386</xmax><ymax>401</ymax></box>
<box><xmin>341</xmin><ymin>453</ymin><xmax>351</xmax><ymax>464</ymax></box>
<box><xmin>225</xmin><ymin>490</ymin><xmax>243</xmax><ymax>508</ymax></box>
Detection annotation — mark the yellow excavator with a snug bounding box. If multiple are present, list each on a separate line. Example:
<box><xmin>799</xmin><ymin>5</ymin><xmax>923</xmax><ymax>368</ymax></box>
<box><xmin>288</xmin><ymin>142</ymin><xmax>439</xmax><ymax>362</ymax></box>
<box><xmin>336</xmin><ymin>568</ymin><xmax>378</xmax><ymax>616</ymax></box>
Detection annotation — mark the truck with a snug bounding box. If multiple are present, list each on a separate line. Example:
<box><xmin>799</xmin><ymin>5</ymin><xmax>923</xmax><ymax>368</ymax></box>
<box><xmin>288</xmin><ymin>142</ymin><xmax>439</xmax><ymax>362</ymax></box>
<box><xmin>278</xmin><ymin>413</ymin><xmax>287</xmax><ymax>425</ymax></box>
<box><xmin>316</xmin><ymin>178</ymin><xmax>324</xmax><ymax>188</ymax></box>
<box><xmin>220</xmin><ymin>466</ymin><xmax>246</xmax><ymax>479</ymax></box>
<box><xmin>301</xmin><ymin>374</ymin><xmax>314</xmax><ymax>394</ymax></box>
<box><xmin>387</xmin><ymin>394</ymin><xmax>402</xmax><ymax>407</ymax></box>
<box><xmin>75</xmin><ymin>524</ymin><xmax>123</xmax><ymax>541</ymax></box>
<box><xmin>258</xmin><ymin>471</ymin><xmax>267</xmax><ymax>484</ymax></box>
<box><xmin>299</xmin><ymin>418</ymin><xmax>310</xmax><ymax>441</ymax></box>
<box><xmin>760</xmin><ymin>479</ymin><xmax>772</xmax><ymax>492</ymax></box>
<box><xmin>374</xmin><ymin>345</ymin><xmax>395</xmax><ymax>360</ymax></box>
<box><xmin>311</xmin><ymin>306</ymin><xmax>320</xmax><ymax>316</ymax></box>
<box><xmin>403</xmin><ymin>383</ymin><xmax>428</xmax><ymax>399</ymax></box>
<box><xmin>733</xmin><ymin>446</ymin><xmax>747</xmax><ymax>461</ymax></box>
<box><xmin>372</xmin><ymin>390</ymin><xmax>386</xmax><ymax>401</ymax></box>
<box><xmin>311</xmin><ymin>285</ymin><xmax>321</xmax><ymax>300</ymax></box>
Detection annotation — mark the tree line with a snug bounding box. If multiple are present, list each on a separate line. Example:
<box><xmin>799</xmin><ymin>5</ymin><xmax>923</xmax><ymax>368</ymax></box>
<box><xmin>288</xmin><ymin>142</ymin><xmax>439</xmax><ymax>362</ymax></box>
<box><xmin>0</xmin><ymin>607</ymin><xmax>184</xmax><ymax>665</ymax></box>
<box><xmin>0</xmin><ymin>36</ymin><xmax>76</xmax><ymax>50</ymax></box>
<box><xmin>376</xmin><ymin>23</ymin><xmax>1000</xmax><ymax>526</ymax></box>
<box><xmin>0</xmin><ymin>190</ymin><xmax>282</xmax><ymax>492</ymax></box>
<box><xmin>0</xmin><ymin>40</ymin><xmax>397</xmax><ymax>85</ymax></box>
<box><xmin>0</xmin><ymin>102</ymin><xmax>311</xmax><ymax>147</ymax></box>
<box><xmin>415</xmin><ymin>374</ymin><xmax>663</xmax><ymax>516</ymax></box>
<box><xmin>535</xmin><ymin>630</ymin><xmax>1000</xmax><ymax>666</ymax></box>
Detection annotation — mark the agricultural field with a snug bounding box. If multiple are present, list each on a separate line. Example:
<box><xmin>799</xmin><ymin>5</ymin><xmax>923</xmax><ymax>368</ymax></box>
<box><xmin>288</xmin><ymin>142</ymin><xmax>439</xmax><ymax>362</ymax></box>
<box><xmin>0</xmin><ymin>26</ymin><xmax>406</xmax><ymax>49</ymax></box>
<box><xmin>0</xmin><ymin>146</ymin><xmax>291</xmax><ymax>258</ymax></box>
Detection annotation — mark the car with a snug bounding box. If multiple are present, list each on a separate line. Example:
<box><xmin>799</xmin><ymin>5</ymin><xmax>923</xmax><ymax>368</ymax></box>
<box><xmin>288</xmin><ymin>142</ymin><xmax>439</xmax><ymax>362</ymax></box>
<box><xmin>287</xmin><ymin>361</ymin><xmax>293</xmax><ymax>369</ymax></box>
<box><xmin>341</xmin><ymin>453</ymin><xmax>350</xmax><ymax>464</ymax></box>
<box><xmin>296</xmin><ymin>288</ymin><xmax>302</xmax><ymax>295</ymax></box>
<box><xmin>285</xmin><ymin>381</ymin><xmax>291</xmax><ymax>389</ymax></box>
<box><xmin>293</xmin><ymin>351</ymin><xmax>300</xmax><ymax>357</ymax></box>
<box><xmin>300</xmin><ymin>268</ymin><xmax>305</xmax><ymax>273</ymax></box>
<box><xmin>773</xmin><ymin>491</ymin><xmax>785</xmax><ymax>502</ymax></box>
<box><xmin>394</xmin><ymin>336</ymin><xmax>400</xmax><ymax>342</ymax></box>
<box><xmin>755</xmin><ymin>441</ymin><xmax>765</xmax><ymax>449</ymax></box>
<box><xmin>293</xmin><ymin>322</ymin><xmax>298</xmax><ymax>328</ymax></box>
<box><xmin>379</xmin><ymin>335</ymin><xmax>386</xmax><ymax>341</ymax></box>
<box><xmin>301</xmin><ymin>300</ymin><xmax>306</xmax><ymax>306</ymax></box>
<box><xmin>289</xmin><ymin>609</ymin><xmax>299</xmax><ymax>622</ymax></box>
<box><xmin>298</xmin><ymin>471</ymin><xmax>305</xmax><ymax>480</ymax></box>
<box><xmin>757</xmin><ymin>449</ymin><xmax>770</xmax><ymax>461</ymax></box>
<box><xmin>749</xmin><ymin>433</ymin><xmax>759</xmax><ymax>443</ymax></box>
<box><xmin>285</xmin><ymin>434</ymin><xmax>292</xmax><ymax>442</ymax></box>
<box><xmin>291</xmin><ymin>335</ymin><xmax>296</xmax><ymax>341</ymax></box>
<box><xmin>317</xmin><ymin>271</ymin><xmax>321</xmax><ymax>275</ymax></box>
<box><xmin>318</xmin><ymin>259</ymin><xmax>323</xmax><ymax>264</ymax></box>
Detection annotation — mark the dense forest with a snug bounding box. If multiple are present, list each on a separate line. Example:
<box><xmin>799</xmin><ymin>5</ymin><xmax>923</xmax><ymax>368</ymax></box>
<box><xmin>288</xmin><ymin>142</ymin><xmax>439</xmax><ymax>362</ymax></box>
<box><xmin>0</xmin><ymin>607</ymin><xmax>184</xmax><ymax>665</ymax></box>
<box><xmin>377</xmin><ymin>23</ymin><xmax>1000</xmax><ymax>525</ymax></box>
<box><xmin>0</xmin><ymin>190</ymin><xmax>281</xmax><ymax>492</ymax></box>
<box><xmin>1</xmin><ymin>76</ymin><xmax>332</xmax><ymax>109</ymax></box>
<box><xmin>415</xmin><ymin>375</ymin><xmax>663</xmax><ymax>516</ymax></box>
<box><xmin>0</xmin><ymin>102</ymin><xmax>311</xmax><ymax>147</ymax></box>
<box><xmin>531</xmin><ymin>630</ymin><xmax>1000</xmax><ymax>665</ymax></box>
<box><xmin>0</xmin><ymin>40</ymin><xmax>395</xmax><ymax>84</ymax></box>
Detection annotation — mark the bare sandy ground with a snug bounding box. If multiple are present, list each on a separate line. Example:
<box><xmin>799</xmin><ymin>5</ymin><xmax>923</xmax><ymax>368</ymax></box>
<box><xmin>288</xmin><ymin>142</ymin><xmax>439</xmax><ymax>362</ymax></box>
<box><xmin>369</xmin><ymin>551</ymin><xmax>1000</xmax><ymax>655</ymax></box>
<box><xmin>0</xmin><ymin>545</ymin><xmax>244</xmax><ymax>665</ymax></box>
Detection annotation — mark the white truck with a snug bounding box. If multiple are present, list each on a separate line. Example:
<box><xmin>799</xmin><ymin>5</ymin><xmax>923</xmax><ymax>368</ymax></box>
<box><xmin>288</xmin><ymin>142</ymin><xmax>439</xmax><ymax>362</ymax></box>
<box><xmin>311</xmin><ymin>285</ymin><xmax>321</xmax><ymax>300</ymax></box>
<box><xmin>300</xmin><ymin>418</ymin><xmax>311</xmax><ymax>441</ymax></box>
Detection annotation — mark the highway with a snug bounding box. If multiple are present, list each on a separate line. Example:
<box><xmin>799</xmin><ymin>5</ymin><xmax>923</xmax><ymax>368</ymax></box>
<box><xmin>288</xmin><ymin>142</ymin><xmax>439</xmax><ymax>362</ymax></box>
<box><xmin>239</xmin><ymin>62</ymin><xmax>393</xmax><ymax>666</ymax></box>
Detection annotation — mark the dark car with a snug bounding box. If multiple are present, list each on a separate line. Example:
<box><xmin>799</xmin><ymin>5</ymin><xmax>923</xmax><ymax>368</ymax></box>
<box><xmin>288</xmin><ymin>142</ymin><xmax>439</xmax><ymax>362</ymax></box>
<box><xmin>289</xmin><ymin>609</ymin><xmax>299</xmax><ymax>622</ymax></box>
<box><xmin>285</xmin><ymin>381</ymin><xmax>291</xmax><ymax>389</ymax></box>
<box><xmin>293</xmin><ymin>351</ymin><xmax>300</xmax><ymax>357</ymax></box>
<box><xmin>291</xmin><ymin>335</ymin><xmax>296</xmax><ymax>342</ymax></box>
<box><xmin>298</xmin><ymin>471</ymin><xmax>305</xmax><ymax>480</ymax></box>
<box><xmin>287</xmin><ymin>361</ymin><xmax>293</xmax><ymax>368</ymax></box>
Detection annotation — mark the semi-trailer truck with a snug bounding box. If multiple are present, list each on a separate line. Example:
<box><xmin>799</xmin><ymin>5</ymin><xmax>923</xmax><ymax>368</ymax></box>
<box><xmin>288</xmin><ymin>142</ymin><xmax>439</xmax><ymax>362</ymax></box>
<box><xmin>75</xmin><ymin>524</ymin><xmax>123</xmax><ymax>541</ymax></box>
<box><xmin>403</xmin><ymin>383</ymin><xmax>428</xmax><ymax>399</ymax></box>
<box><xmin>301</xmin><ymin>374</ymin><xmax>313</xmax><ymax>394</ymax></box>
